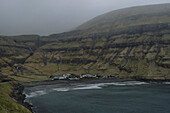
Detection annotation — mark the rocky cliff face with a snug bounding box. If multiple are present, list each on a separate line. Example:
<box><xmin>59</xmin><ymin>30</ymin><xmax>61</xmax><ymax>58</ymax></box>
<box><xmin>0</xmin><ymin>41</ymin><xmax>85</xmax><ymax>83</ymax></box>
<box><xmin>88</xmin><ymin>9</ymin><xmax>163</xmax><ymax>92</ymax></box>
<box><xmin>0</xmin><ymin>4</ymin><xmax>170</xmax><ymax>80</ymax></box>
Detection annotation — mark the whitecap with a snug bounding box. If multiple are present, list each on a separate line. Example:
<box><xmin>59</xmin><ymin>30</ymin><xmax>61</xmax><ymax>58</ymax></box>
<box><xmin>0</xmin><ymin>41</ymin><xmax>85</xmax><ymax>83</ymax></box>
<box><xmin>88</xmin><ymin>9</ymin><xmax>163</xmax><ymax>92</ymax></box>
<box><xmin>25</xmin><ymin>81</ymin><xmax>148</xmax><ymax>95</ymax></box>
<box><xmin>53</xmin><ymin>88</ymin><xmax>70</xmax><ymax>92</ymax></box>
<box><xmin>71</xmin><ymin>81</ymin><xmax>148</xmax><ymax>91</ymax></box>
<box><xmin>116</xmin><ymin>81</ymin><xmax>148</xmax><ymax>86</ymax></box>
<box><xmin>26</xmin><ymin>90</ymin><xmax>47</xmax><ymax>98</ymax></box>
<box><xmin>73</xmin><ymin>84</ymin><xmax>102</xmax><ymax>90</ymax></box>
<box><xmin>88</xmin><ymin>81</ymin><xmax>148</xmax><ymax>87</ymax></box>
<box><xmin>163</xmin><ymin>82</ymin><xmax>170</xmax><ymax>85</ymax></box>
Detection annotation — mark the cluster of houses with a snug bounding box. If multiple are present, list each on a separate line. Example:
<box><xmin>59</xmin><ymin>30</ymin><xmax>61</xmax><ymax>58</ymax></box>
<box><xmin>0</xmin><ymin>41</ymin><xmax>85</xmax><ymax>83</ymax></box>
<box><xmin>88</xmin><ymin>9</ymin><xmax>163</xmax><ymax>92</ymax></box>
<box><xmin>49</xmin><ymin>73</ymin><xmax>119</xmax><ymax>80</ymax></box>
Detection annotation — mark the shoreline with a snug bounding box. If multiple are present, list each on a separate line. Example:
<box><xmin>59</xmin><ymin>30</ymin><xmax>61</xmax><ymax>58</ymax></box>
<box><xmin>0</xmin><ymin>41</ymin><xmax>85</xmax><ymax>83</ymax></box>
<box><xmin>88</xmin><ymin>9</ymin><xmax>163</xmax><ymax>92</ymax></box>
<box><xmin>20</xmin><ymin>78</ymin><xmax>133</xmax><ymax>113</ymax></box>
<box><xmin>23</xmin><ymin>78</ymin><xmax>134</xmax><ymax>87</ymax></box>
<box><xmin>23</xmin><ymin>78</ymin><xmax>170</xmax><ymax>88</ymax></box>
<box><xmin>12</xmin><ymin>83</ymin><xmax>33</xmax><ymax>113</ymax></box>
<box><xmin>12</xmin><ymin>78</ymin><xmax>170</xmax><ymax>113</ymax></box>
<box><xmin>13</xmin><ymin>78</ymin><xmax>133</xmax><ymax>113</ymax></box>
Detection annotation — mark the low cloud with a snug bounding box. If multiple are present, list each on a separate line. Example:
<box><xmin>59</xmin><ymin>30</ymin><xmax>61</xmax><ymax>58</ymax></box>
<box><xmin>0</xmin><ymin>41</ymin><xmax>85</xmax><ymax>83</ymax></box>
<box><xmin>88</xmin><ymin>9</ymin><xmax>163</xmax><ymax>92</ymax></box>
<box><xmin>0</xmin><ymin>0</ymin><xmax>170</xmax><ymax>36</ymax></box>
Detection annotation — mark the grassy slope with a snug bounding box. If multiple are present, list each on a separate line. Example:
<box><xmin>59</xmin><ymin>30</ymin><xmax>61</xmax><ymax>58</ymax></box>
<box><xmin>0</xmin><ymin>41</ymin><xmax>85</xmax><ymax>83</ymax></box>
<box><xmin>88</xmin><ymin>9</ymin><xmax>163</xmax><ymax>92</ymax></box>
<box><xmin>0</xmin><ymin>82</ymin><xmax>31</xmax><ymax>113</ymax></box>
<box><xmin>77</xmin><ymin>3</ymin><xmax>170</xmax><ymax>33</ymax></box>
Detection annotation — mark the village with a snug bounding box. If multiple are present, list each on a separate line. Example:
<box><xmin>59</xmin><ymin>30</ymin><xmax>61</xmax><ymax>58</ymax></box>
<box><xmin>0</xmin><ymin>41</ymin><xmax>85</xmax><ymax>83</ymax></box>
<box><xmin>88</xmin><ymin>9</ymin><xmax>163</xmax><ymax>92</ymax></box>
<box><xmin>49</xmin><ymin>73</ymin><xmax>119</xmax><ymax>80</ymax></box>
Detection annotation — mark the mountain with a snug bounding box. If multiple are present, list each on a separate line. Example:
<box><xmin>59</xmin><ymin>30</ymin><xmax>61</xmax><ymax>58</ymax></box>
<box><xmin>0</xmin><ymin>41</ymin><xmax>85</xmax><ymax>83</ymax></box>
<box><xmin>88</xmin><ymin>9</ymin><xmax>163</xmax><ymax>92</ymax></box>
<box><xmin>0</xmin><ymin>3</ymin><xmax>170</xmax><ymax>82</ymax></box>
<box><xmin>77</xmin><ymin>3</ymin><xmax>170</xmax><ymax>34</ymax></box>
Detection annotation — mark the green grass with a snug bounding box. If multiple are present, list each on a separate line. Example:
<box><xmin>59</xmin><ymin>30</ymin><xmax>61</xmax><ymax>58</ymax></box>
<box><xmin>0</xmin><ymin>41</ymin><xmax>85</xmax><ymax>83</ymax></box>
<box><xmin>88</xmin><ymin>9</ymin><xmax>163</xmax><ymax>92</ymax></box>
<box><xmin>0</xmin><ymin>82</ymin><xmax>32</xmax><ymax>113</ymax></box>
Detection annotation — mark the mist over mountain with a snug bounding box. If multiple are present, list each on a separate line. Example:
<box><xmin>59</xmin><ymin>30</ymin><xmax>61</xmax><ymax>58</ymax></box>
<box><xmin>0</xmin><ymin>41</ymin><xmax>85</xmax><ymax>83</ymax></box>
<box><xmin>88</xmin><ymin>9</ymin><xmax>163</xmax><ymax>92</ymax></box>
<box><xmin>0</xmin><ymin>0</ymin><xmax>170</xmax><ymax>36</ymax></box>
<box><xmin>77</xmin><ymin>3</ymin><xmax>170</xmax><ymax>33</ymax></box>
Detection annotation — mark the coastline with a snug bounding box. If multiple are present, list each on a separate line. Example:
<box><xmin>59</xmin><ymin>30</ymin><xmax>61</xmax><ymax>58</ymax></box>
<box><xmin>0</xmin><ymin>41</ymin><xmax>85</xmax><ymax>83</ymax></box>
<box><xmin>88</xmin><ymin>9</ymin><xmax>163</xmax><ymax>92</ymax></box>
<box><xmin>23</xmin><ymin>78</ymin><xmax>134</xmax><ymax>87</ymax></box>
<box><xmin>23</xmin><ymin>78</ymin><xmax>170</xmax><ymax>88</ymax></box>
<box><xmin>12</xmin><ymin>83</ymin><xmax>33</xmax><ymax>113</ymax></box>
<box><xmin>12</xmin><ymin>78</ymin><xmax>132</xmax><ymax>113</ymax></box>
<box><xmin>12</xmin><ymin>78</ymin><xmax>170</xmax><ymax>113</ymax></box>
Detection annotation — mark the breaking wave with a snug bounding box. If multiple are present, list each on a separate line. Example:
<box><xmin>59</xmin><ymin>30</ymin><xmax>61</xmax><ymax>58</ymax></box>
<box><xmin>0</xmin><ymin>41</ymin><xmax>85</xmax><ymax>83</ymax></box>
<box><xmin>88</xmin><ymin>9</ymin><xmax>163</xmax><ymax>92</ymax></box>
<box><xmin>52</xmin><ymin>81</ymin><xmax>148</xmax><ymax>91</ymax></box>
<box><xmin>25</xmin><ymin>81</ymin><xmax>148</xmax><ymax>98</ymax></box>
<box><xmin>163</xmin><ymin>82</ymin><xmax>170</xmax><ymax>85</ymax></box>
<box><xmin>73</xmin><ymin>84</ymin><xmax>102</xmax><ymax>90</ymax></box>
<box><xmin>53</xmin><ymin>88</ymin><xmax>70</xmax><ymax>92</ymax></box>
<box><xmin>26</xmin><ymin>90</ymin><xmax>47</xmax><ymax>98</ymax></box>
<box><xmin>105</xmin><ymin>81</ymin><xmax>149</xmax><ymax>86</ymax></box>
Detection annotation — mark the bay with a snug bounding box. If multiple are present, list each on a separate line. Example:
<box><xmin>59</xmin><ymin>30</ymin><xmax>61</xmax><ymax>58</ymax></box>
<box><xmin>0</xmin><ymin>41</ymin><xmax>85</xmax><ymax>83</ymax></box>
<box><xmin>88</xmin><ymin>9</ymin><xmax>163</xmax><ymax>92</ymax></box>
<box><xmin>24</xmin><ymin>81</ymin><xmax>170</xmax><ymax>113</ymax></box>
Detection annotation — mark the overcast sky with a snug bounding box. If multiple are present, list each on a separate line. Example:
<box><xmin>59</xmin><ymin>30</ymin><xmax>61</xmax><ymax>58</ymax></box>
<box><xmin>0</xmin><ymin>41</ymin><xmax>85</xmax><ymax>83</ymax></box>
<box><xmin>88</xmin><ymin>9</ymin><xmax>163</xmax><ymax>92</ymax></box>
<box><xmin>0</xmin><ymin>0</ymin><xmax>170</xmax><ymax>36</ymax></box>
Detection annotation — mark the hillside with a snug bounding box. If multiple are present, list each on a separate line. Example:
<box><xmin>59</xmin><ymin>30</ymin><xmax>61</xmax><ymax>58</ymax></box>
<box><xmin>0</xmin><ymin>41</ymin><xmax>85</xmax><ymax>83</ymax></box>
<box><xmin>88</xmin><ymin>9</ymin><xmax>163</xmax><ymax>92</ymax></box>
<box><xmin>0</xmin><ymin>3</ymin><xmax>170</xmax><ymax>81</ymax></box>
<box><xmin>77</xmin><ymin>3</ymin><xmax>170</xmax><ymax>34</ymax></box>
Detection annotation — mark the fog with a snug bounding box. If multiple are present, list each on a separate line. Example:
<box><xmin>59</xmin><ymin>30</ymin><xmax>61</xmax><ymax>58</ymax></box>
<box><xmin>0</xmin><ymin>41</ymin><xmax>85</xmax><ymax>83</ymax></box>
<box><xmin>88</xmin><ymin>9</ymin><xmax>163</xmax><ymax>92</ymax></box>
<box><xmin>0</xmin><ymin>0</ymin><xmax>170</xmax><ymax>36</ymax></box>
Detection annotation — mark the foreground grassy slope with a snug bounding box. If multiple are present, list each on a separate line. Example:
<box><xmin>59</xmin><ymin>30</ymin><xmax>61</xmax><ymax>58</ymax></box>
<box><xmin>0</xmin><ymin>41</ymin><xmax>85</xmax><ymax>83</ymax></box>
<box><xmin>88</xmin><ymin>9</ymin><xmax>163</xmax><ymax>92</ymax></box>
<box><xmin>0</xmin><ymin>82</ymin><xmax>31</xmax><ymax>113</ymax></box>
<box><xmin>0</xmin><ymin>3</ymin><xmax>170</xmax><ymax>81</ymax></box>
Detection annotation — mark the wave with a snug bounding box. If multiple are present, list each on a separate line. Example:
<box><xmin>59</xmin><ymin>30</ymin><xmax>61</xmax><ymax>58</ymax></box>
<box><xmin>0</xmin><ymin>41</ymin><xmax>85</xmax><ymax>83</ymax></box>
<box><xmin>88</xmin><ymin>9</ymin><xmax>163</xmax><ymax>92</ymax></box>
<box><xmin>54</xmin><ymin>81</ymin><xmax>148</xmax><ymax>91</ymax></box>
<box><xmin>53</xmin><ymin>88</ymin><xmax>70</xmax><ymax>92</ymax></box>
<box><xmin>26</xmin><ymin>90</ymin><xmax>47</xmax><ymax>98</ymax></box>
<box><xmin>89</xmin><ymin>81</ymin><xmax>148</xmax><ymax>87</ymax></box>
<box><xmin>52</xmin><ymin>85</ymin><xmax>102</xmax><ymax>91</ymax></box>
<box><xmin>163</xmin><ymin>82</ymin><xmax>170</xmax><ymax>85</ymax></box>
<box><xmin>73</xmin><ymin>84</ymin><xmax>102</xmax><ymax>90</ymax></box>
<box><xmin>25</xmin><ymin>81</ymin><xmax>148</xmax><ymax>98</ymax></box>
<box><xmin>110</xmin><ymin>81</ymin><xmax>149</xmax><ymax>86</ymax></box>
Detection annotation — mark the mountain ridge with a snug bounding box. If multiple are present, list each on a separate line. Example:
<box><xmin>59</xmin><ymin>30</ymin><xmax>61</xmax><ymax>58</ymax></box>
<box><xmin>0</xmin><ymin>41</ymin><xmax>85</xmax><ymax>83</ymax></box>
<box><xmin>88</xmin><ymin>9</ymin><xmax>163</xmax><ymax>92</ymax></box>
<box><xmin>0</xmin><ymin>3</ymin><xmax>170</xmax><ymax>82</ymax></box>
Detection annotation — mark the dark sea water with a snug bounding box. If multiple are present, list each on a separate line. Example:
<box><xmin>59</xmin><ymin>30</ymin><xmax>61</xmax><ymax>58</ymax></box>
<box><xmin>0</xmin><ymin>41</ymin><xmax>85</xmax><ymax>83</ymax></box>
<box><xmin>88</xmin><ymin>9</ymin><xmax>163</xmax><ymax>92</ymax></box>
<box><xmin>24</xmin><ymin>81</ymin><xmax>170</xmax><ymax>113</ymax></box>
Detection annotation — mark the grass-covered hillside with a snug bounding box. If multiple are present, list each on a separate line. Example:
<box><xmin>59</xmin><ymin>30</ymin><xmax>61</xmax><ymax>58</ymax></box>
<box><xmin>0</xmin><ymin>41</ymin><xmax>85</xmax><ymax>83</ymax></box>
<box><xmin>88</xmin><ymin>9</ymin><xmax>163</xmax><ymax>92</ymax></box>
<box><xmin>0</xmin><ymin>82</ymin><xmax>31</xmax><ymax>113</ymax></box>
<box><xmin>0</xmin><ymin>3</ymin><xmax>170</xmax><ymax>81</ymax></box>
<box><xmin>77</xmin><ymin>3</ymin><xmax>170</xmax><ymax>34</ymax></box>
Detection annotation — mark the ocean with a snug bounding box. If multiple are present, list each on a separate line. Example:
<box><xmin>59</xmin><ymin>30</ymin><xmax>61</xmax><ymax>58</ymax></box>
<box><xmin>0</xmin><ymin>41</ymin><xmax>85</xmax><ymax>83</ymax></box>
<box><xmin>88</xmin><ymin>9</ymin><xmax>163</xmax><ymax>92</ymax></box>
<box><xmin>24</xmin><ymin>81</ymin><xmax>170</xmax><ymax>113</ymax></box>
